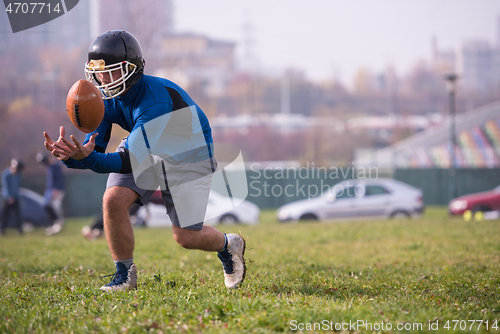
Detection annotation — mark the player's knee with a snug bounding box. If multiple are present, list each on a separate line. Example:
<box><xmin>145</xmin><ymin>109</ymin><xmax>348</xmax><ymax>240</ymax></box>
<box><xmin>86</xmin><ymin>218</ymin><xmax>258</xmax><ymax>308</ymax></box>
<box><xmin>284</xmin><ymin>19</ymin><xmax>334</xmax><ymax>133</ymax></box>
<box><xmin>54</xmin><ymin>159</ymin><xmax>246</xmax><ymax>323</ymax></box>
<box><xmin>102</xmin><ymin>191</ymin><xmax>128</xmax><ymax>213</ymax></box>
<box><xmin>173</xmin><ymin>231</ymin><xmax>198</xmax><ymax>249</ymax></box>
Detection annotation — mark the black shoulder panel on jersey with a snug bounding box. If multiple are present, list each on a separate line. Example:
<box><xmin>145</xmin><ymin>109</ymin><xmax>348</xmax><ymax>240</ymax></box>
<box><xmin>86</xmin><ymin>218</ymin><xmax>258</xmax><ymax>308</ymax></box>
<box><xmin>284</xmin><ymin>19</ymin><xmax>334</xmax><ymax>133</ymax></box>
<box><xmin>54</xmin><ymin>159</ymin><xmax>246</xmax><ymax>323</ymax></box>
<box><xmin>103</xmin><ymin>124</ymin><xmax>112</xmax><ymax>144</ymax></box>
<box><xmin>165</xmin><ymin>87</ymin><xmax>193</xmax><ymax>137</ymax></box>
<box><xmin>118</xmin><ymin>149</ymin><xmax>132</xmax><ymax>174</ymax></box>
<box><xmin>94</xmin><ymin>124</ymin><xmax>112</xmax><ymax>153</ymax></box>
<box><xmin>166</xmin><ymin>87</ymin><xmax>189</xmax><ymax>111</ymax></box>
<box><xmin>94</xmin><ymin>145</ymin><xmax>105</xmax><ymax>154</ymax></box>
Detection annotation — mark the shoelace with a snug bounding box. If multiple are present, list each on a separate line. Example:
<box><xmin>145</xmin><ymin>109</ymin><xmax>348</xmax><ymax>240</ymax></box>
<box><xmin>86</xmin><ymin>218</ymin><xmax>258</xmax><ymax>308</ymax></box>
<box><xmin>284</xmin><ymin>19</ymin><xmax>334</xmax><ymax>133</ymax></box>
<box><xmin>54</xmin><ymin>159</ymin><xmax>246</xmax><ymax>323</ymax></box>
<box><xmin>100</xmin><ymin>270</ymin><xmax>127</xmax><ymax>285</ymax></box>
<box><xmin>100</xmin><ymin>272</ymin><xmax>118</xmax><ymax>281</ymax></box>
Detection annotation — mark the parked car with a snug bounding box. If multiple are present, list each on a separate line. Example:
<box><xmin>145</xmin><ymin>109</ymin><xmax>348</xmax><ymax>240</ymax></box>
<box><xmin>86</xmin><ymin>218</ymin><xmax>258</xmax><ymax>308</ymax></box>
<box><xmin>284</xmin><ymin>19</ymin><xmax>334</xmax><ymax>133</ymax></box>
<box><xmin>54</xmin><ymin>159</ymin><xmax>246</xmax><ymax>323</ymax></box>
<box><xmin>448</xmin><ymin>184</ymin><xmax>500</xmax><ymax>215</ymax></box>
<box><xmin>277</xmin><ymin>178</ymin><xmax>424</xmax><ymax>222</ymax></box>
<box><xmin>136</xmin><ymin>190</ymin><xmax>260</xmax><ymax>227</ymax></box>
<box><xmin>0</xmin><ymin>188</ymin><xmax>50</xmax><ymax>231</ymax></box>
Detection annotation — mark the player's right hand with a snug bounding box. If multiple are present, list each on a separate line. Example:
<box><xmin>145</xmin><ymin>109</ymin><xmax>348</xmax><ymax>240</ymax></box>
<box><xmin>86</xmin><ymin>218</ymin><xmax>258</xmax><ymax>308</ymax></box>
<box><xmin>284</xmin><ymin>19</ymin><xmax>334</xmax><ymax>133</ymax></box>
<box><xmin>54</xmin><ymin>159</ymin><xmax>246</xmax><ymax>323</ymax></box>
<box><xmin>44</xmin><ymin>126</ymin><xmax>70</xmax><ymax>161</ymax></box>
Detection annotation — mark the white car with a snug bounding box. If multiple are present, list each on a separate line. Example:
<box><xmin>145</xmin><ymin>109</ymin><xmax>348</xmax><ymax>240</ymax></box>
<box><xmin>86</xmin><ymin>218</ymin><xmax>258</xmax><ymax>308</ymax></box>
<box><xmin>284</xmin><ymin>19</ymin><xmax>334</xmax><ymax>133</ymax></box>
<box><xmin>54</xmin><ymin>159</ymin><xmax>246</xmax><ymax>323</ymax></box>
<box><xmin>136</xmin><ymin>191</ymin><xmax>260</xmax><ymax>227</ymax></box>
<box><xmin>277</xmin><ymin>178</ymin><xmax>424</xmax><ymax>222</ymax></box>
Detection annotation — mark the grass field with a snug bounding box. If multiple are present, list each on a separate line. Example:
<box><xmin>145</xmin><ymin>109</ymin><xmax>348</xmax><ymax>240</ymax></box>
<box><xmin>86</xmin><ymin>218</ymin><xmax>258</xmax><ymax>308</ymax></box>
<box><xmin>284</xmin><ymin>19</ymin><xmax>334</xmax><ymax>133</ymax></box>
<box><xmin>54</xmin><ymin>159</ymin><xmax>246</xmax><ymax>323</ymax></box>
<box><xmin>1</xmin><ymin>207</ymin><xmax>500</xmax><ymax>333</ymax></box>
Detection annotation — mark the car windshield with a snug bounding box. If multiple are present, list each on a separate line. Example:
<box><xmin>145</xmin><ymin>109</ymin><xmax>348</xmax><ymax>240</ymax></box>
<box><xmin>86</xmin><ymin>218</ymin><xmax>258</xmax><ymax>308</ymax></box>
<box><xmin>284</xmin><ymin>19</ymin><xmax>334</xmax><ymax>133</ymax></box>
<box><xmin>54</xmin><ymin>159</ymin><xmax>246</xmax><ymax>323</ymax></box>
<box><xmin>494</xmin><ymin>185</ymin><xmax>500</xmax><ymax>192</ymax></box>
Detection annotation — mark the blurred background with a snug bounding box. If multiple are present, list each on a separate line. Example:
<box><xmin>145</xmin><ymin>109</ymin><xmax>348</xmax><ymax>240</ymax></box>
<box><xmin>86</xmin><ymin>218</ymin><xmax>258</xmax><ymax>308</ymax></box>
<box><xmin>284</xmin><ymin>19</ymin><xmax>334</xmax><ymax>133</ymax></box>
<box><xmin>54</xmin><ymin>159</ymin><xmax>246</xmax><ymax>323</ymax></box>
<box><xmin>1</xmin><ymin>0</ymin><xmax>500</xmax><ymax>217</ymax></box>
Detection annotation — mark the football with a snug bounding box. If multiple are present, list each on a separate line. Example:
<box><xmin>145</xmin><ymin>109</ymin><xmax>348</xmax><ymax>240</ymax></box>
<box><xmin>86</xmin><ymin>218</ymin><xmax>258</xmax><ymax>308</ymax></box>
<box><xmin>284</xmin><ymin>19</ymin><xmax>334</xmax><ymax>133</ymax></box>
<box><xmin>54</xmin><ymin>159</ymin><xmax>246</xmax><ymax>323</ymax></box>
<box><xmin>66</xmin><ymin>79</ymin><xmax>104</xmax><ymax>133</ymax></box>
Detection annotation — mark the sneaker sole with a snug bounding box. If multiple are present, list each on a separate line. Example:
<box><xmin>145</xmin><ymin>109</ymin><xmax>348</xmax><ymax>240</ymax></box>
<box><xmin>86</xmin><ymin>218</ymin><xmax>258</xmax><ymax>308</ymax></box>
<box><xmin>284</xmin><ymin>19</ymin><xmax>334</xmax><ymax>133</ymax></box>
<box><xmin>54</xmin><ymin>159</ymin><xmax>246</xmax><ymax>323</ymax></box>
<box><xmin>230</xmin><ymin>235</ymin><xmax>246</xmax><ymax>289</ymax></box>
<box><xmin>241</xmin><ymin>237</ymin><xmax>246</xmax><ymax>286</ymax></box>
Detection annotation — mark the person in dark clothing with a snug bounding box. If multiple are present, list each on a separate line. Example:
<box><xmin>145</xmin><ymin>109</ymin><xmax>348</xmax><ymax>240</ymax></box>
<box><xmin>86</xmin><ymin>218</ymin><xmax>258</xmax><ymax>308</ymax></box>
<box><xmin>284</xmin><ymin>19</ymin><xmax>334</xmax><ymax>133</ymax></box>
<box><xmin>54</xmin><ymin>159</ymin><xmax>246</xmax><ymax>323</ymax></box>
<box><xmin>1</xmin><ymin>159</ymin><xmax>24</xmax><ymax>235</ymax></box>
<box><xmin>36</xmin><ymin>153</ymin><xmax>65</xmax><ymax>235</ymax></box>
<box><xmin>81</xmin><ymin>203</ymin><xmax>143</xmax><ymax>240</ymax></box>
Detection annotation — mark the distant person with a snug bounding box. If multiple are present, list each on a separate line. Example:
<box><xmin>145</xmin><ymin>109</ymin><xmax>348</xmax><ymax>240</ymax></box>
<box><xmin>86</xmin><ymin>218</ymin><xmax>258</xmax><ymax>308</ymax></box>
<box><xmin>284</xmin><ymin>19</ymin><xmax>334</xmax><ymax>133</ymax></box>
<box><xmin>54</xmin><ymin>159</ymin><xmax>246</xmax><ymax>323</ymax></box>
<box><xmin>81</xmin><ymin>203</ymin><xmax>144</xmax><ymax>241</ymax></box>
<box><xmin>1</xmin><ymin>159</ymin><xmax>24</xmax><ymax>235</ymax></box>
<box><xmin>36</xmin><ymin>153</ymin><xmax>65</xmax><ymax>235</ymax></box>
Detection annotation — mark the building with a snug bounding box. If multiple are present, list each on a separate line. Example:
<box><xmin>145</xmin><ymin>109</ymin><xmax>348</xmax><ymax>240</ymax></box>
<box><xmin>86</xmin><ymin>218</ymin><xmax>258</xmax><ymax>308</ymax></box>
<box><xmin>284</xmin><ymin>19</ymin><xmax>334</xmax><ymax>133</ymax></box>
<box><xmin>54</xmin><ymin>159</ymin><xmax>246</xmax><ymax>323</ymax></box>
<box><xmin>457</xmin><ymin>40</ymin><xmax>498</xmax><ymax>94</ymax></box>
<box><xmin>431</xmin><ymin>17</ymin><xmax>500</xmax><ymax>95</ymax></box>
<box><xmin>156</xmin><ymin>33</ymin><xmax>236</xmax><ymax>96</ymax></box>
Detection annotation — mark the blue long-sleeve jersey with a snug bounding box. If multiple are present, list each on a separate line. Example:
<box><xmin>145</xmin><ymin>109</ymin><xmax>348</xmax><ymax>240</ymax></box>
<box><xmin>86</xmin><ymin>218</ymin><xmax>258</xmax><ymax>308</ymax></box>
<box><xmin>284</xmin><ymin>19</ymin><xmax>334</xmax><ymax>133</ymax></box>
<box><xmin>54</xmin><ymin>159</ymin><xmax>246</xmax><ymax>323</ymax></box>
<box><xmin>62</xmin><ymin>75</ymin><xmax>213</xmax><ymax>174</ymax></box>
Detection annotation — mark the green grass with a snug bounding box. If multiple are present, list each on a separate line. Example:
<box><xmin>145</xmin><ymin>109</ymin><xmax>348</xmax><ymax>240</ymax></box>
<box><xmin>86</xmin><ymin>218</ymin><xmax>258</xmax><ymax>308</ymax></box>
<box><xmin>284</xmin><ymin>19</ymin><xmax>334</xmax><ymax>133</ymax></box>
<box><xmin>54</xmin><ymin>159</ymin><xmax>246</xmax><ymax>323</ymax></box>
<box><xmin>1</xmin><ymin>207</ymin><xmax>500</xmax><ymax>333</ymax></box>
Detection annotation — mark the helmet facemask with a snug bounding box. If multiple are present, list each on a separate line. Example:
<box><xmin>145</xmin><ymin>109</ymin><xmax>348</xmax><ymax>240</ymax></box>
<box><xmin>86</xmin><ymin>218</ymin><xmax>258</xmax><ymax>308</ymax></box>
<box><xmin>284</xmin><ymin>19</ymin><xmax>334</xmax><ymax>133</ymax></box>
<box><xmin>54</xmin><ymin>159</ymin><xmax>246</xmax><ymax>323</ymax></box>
<box><xmin>85</xmin><ymin>59</ymin><xmax>138</xmax><ymax>99</ymax></box>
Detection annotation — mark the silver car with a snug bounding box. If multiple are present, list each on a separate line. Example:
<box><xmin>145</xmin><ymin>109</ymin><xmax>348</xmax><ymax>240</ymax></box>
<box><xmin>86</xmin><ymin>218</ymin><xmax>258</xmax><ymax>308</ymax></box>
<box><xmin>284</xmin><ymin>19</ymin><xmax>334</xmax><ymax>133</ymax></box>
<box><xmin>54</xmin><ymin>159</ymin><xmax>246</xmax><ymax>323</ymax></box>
<box><xmin>277</xmin><ymin>178</ymin><xmax>424</xmax><ymax>222</ymax></box>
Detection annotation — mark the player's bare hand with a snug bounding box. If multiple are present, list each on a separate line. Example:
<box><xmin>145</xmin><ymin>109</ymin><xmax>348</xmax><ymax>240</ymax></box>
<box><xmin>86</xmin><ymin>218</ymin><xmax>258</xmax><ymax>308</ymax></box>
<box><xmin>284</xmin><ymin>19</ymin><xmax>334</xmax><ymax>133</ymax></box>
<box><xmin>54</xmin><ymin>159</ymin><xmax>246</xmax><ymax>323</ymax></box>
<box><xmin>43</xmin><ymin>132</ymin><xmax>54</xmax><ymax>151</ymax></box>
<box><xmin>44</xmin><ymin>126</ymin><xmax>69</xmax><ymax>160</ymax></box>
<box><xmin>53</xmin><ymin>132</ymin><xmax>98</xmax><ymax>161</ymax></box>
<box><xmin>52</xmin><ymin>126</ymin><xmax>76</xmax><ymax>156</ymax></box>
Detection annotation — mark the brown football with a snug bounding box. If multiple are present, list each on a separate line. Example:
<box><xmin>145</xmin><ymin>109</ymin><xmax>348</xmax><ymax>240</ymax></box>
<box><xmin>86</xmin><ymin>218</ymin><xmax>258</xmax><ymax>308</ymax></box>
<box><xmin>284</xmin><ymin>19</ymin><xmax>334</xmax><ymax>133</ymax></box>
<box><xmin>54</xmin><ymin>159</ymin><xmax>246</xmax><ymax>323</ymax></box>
<box><xmin>66</xmin><ymin>79</ymin><xmax>104</xmax><ymax>133</ymax></box>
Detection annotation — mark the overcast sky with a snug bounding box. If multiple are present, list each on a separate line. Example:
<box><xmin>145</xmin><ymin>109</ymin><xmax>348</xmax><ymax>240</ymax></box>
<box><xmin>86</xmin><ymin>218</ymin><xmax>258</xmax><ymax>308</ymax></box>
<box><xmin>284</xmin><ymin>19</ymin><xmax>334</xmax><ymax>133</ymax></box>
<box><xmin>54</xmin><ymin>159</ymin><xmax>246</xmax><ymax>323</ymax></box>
<box><xmin>175</xmin><ymin>0</ymin><xmax>500</xmax><ymax>85</ymax></box>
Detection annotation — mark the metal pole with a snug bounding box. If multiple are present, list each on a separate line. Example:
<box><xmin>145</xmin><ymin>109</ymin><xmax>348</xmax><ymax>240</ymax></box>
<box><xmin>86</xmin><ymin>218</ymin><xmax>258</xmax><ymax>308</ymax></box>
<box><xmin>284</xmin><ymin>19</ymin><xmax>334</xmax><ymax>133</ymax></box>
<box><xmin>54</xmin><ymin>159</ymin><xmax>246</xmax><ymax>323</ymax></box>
<box><xmin>445</xmin><ymin>74</ymin><xmax>459</xmax><ymax>201</ymax></box>
<box><xmin>449</xmin><ymin>88</ymin><xmax>457</xmax><ymax>200</ymax></box>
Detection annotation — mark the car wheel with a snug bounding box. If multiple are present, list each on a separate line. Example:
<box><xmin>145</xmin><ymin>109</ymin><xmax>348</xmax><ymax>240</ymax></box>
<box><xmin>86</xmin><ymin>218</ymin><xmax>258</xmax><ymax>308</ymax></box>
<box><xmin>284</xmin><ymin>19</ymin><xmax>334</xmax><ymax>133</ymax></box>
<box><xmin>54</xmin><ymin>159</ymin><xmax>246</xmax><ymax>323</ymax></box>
<box><xmin>471</xmin><ymin>205</ymin><xmax>491</xmax><ymax>221</ymax></box>
<box><xmin>299</xmin><ymin>213</ymin><xmax>318</xmax><ymax>221</ymax></box>
<box><xmin>219</xmin><ymin>214</ymin><xmax>239</xmax><ymax>224</ymax></box>
<box><xmin>390</xmin><ymin>210</ymin><xmax>410</xmax><ymax>219</ymax></box>
<box><xmin>471</xmin><ymin>205</ymin><xmax>491</xmax><ymax>213</ymax></box>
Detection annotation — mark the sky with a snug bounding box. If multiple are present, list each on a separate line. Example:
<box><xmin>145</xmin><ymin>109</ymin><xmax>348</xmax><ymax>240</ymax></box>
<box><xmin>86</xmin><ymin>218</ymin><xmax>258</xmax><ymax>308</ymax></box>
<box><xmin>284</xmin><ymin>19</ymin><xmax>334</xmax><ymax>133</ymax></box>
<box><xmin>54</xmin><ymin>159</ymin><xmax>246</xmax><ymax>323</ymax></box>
<box><xmin>175</xmin><ymin>0</ymin><xmax>500</xmax><ymax>85</ymax></box>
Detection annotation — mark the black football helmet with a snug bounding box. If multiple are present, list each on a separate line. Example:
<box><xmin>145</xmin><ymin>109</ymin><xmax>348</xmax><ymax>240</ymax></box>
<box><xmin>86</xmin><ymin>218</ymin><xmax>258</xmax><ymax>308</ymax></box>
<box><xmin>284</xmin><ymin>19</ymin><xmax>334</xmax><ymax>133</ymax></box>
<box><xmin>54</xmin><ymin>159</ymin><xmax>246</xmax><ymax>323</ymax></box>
<box><xmin>85</xmin><ymin>30</ymin><xmax>145</xmax><ymax>99</ymax></box>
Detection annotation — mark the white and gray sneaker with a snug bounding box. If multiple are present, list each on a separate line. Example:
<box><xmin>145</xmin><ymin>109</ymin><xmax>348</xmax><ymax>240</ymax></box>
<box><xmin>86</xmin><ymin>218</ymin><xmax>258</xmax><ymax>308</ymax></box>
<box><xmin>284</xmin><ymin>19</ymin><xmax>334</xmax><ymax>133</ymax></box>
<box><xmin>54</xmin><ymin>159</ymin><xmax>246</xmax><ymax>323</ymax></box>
<box><xmin>100</xmin><ymin>263</ymin><xmax>137</xmax><ymax>292</ymax></box>
<box><xmin>217</xmin><ymin>234</ymin><xmax>246</xmax><ymax>289</ymax></box>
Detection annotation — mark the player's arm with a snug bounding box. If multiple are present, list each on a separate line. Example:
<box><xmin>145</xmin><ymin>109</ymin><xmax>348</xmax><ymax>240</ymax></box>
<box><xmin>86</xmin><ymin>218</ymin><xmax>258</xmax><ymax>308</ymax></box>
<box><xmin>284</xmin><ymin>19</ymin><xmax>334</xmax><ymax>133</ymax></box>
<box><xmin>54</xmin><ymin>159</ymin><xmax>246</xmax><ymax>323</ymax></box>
<box><xmin>51</xmin><ymin>102</ymin><xmax>173</xmax><ymax>174</ymax></box>
<box><xmin>48</xmin><ymin>116</ymin><xmax>125</xmax><ymax>173</ymax></box>
<box><xmin>73</xmin><ymin>104</ymin><xmax>173</xmax><ymax>174</ymax></box>
<box><xmin>50</xmin><ymin>117</ymin><xmax>134</xmax><ymax>174</ymax></box>
<box><xmin>54</xmin><ymin>138</ymin><xmax>126</xmax><ymax>174</ymax></box>
<box><xmin>52</xmin><ymin>136</ymin><xmax>126</xmax><ymax>174</ymax></box>
<box><xmin>77</xmin><ymin>109</ymin><xmax>165</xmax><ymax>174</ymax></box>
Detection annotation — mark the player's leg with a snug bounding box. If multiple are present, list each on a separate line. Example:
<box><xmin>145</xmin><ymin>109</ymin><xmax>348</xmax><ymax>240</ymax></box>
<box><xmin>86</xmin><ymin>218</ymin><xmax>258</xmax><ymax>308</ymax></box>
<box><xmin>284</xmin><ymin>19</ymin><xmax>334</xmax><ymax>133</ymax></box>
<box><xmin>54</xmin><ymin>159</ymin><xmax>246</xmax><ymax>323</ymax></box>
<box><xmin>162</xmin><ymin>158</ymin><xmax>246</xmax><ymax>289</ymax></box>
<box><xmin>171</xmin><ymin>224</ymin><xmax>246</xmax><ymax>289</ymax></box>
<box><xmin>99</xmin><ymin>185</ymin><xmax>139</xmax><ymax>292</ymax></box>
<box><xmin>102</xmin><ymin>186</ymin><xmax>138</xmax><ymax>261</ymax></box>
<box><xmin>99</xmin><ymin>138</ymin><xmax>158</xmax><ymax>291</ymax></box>
<box><xmin>172</xmin><ymin>224</ymin><xmax>225</xmax><ymax>251</ymax></box>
